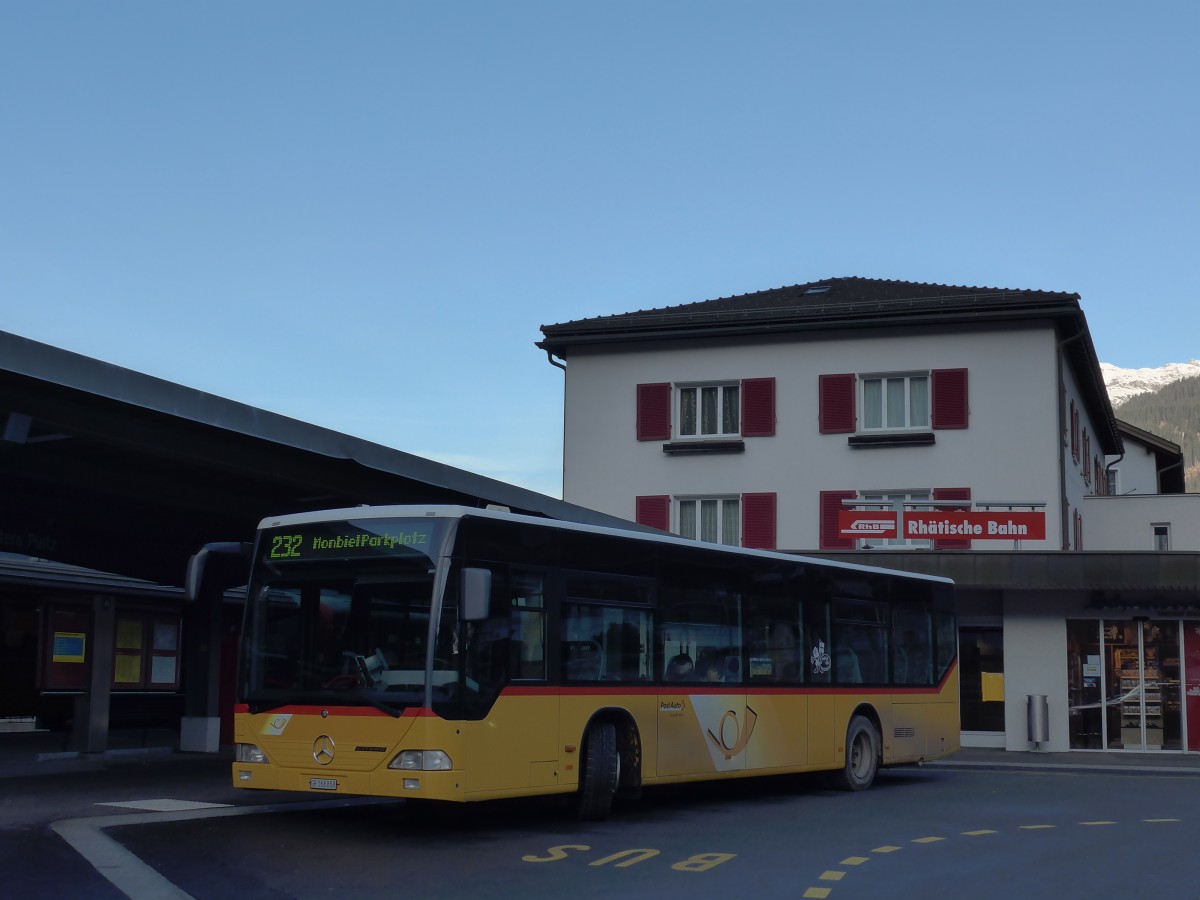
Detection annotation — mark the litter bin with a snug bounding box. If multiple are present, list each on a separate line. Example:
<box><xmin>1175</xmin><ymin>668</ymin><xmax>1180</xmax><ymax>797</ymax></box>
<box><xmin>1027</xmin><ymin>694</ymin><xmax>1049</xmax><ymax>748</ymax></box>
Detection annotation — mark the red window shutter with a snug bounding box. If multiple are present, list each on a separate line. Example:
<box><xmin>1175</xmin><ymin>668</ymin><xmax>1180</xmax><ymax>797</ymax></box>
<box><xmin>932</xmin><ymin>487</ymin><xmax>971</xmax><ymax>550</ymax></box>
<box><xmin>741</xmin><ymin>492</ymin><xmax>777</xmax><ymax>549</ymax></box>
<box><xmin>636</xmin><ymin>383</ymin><xmax>671</xmax><ymax>441</ymax></box>
<box><xmin>1070</xmin><ymin>401</ymin><xmax>1079</xmax><ymax>462</ymax></box>
<box><xmin>741</xmin><ymin>378</ymin><xmax>776</xmax><ymax>437</ymax></box>
<box><xmin>931</xmin><ymin>368</ymin><xmax>968</xmax><ymax>430</ymax></box>
<box><xmin>819</xmin><ymin>374</ymin><xmax>856</xmax><ymax>434</ymax></box>
<box><xmin>820</xmin><ymin>490</ymin><xmax>856</xmax><ymax>550</ymax></box>
<box><xmin>635</xmin><ymin>495</ymin><xmax>670</xmax><ymax>532</ymax></box>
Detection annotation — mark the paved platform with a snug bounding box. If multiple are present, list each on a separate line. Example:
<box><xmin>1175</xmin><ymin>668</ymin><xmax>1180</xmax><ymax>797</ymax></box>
<box><xmin>0</xmin><ymin>727</ymin><xmax>232</xmax><ymax>780</ymax></box>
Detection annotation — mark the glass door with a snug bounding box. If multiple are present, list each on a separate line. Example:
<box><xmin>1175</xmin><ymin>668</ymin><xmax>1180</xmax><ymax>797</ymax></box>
<box><xmin>1067</xmin><ymin>621</ymin><xmax>1103</xmax><ymax>749</ymax></box>
<box><xmin>959</xmin><ymin>627</ymin><xmax>1004</xmax><ymax>733</ymax></box>
<box><xmin>1069</xmin><ymin>620</ymin><xmax>1182</xmax><ymax>751</ymax></box>
<box><xmin>1102</xmin><ymin>620</ymin><xmax>1180</xmax><ymax>751</ymax></box>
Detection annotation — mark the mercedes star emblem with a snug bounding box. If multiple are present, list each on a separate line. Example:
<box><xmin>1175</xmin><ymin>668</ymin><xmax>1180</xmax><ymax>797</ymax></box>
<box><xmin>312</xmin><ymin>735</ymin><xmax>336</xmax><ymax>766</ymax></box>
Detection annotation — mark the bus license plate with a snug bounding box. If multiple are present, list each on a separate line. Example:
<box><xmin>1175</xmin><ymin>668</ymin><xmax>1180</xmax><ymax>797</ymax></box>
<box><xmin>309</xmin><ymin>777</ymin><xmax>338</xmax><ymax>791</ymax></box>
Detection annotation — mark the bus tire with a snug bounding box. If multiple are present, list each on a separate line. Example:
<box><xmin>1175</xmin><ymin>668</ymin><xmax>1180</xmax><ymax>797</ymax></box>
<box><xmin>833</xmin><ymin>714</ymin><xmax>879</xmax><ymax>791</ymax></box>
<box><xmin>576</xmin><ymin>720</ymin><xmax>619</xmax><ymax>820</ymax></box>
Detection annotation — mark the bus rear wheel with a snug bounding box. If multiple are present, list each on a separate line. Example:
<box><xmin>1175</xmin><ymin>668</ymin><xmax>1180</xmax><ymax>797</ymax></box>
<box><xmin>575</xmin><ymin>720</ymin><xmax>619</xmax><ymax>820</ymax></box>
<box><xmin>833</xmin><ymin>715</ymin><xmax>879</xmax><ymax>791</ymax></box>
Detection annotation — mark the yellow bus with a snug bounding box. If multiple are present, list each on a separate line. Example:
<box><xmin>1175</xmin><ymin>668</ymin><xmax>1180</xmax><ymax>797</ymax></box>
<box><xmin>225</xmin><ymin>504</ymin><xmax>958</xmax><ymax>819</ymax></box>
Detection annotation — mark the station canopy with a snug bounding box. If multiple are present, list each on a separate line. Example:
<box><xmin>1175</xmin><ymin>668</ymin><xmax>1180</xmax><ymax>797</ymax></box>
<box><xmin>0</xmin><ymin>331</ymin><xmax>633</xmax><ymax>587</ymax></box>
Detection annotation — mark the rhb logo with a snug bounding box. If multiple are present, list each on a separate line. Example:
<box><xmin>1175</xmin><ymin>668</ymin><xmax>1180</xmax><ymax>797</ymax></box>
<box><xmin>845</xmin><ymin>518</ymin><xmax>892</xmax><ymax>535</ymax></box>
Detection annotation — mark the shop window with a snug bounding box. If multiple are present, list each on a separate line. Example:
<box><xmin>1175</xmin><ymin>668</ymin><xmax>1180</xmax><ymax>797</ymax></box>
<box><xmin>114</xmin><ymin>613</ymin><xmax>181</xmax><ymax>691</ymax></box>
<box><xmin>43</xmin><ymin>606</ymin><xmax>90</xmax><ymax>691</ymax></box>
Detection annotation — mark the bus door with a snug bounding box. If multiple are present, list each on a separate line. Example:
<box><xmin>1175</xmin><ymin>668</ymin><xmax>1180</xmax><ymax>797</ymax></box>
<box><xmin>659</xmin><ymin>595</ymin><xmax>748</xmax><ymax>777</ymax></box>
<box><xmin>462</xmin><ymin>570</ymin><xmax>559</xmax><ymax>796</ymax></box>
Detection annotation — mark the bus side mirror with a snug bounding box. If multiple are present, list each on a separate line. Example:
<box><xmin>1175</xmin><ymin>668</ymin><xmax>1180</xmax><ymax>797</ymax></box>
<box><xmin>461</xmin><ymin>567</ymin><xmax>492</xmax><ymax>621</ymax></box>
<box><xmin>186</xmin><ymin>542</ymin><xmax>253</xmax><ymax>602</ymax></box>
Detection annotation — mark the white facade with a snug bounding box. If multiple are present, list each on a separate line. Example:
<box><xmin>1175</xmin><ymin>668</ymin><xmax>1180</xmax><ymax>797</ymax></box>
<box><xmin>542</xmin><ymin>278</ymin><xmax>1199</xmax><ymax>755</ymax></box>
<box><xmin>1085</xmin><ymin>494</ymin><xmax>1200</xmax><ymax>552</ymax></box>
<box><xmin>563</xmin><ymin>322</ymin><xmax>1103</xmax><ymax>552</ymax></box>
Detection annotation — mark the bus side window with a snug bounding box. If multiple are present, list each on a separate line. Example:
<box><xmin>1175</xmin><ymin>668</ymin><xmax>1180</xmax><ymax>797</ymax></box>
<box><xmin>893</xmin><ymin>608</ymin><xmax>932</xmax><ymax>685</ymax></box>
<box><xmin>511</xmin><ymin>571</ymin><xmax>546</xmax><ymax>680</ymax></box>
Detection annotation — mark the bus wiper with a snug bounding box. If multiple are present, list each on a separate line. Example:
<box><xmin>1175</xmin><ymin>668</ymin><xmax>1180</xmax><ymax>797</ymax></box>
<box><xmin>353</xmin><ymin>689</ymin><xmax>404</xmax><ymax>718</ymax></box>
<box><xmin>247</xmin><ymin>700</ymin><xmax>289</xmax><ymax>715</ymax></box>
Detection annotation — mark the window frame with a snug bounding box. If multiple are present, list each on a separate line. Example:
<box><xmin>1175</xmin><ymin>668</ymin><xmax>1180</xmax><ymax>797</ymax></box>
<box><xmin>676</xmin><ymin>495</ymin><xmax>742</xmax><ymax>546</ymax></box>
<box><xmin>1152</xmin><ymin>523</ymin><xmax>1170</xmax><ymax>552</ymax></box>
<box><xmin>858</xmin><ymin>372</ymin><xmax>931</xmax><ymax>433</ymax></box>
<box><xmin>676</xmin><ymin>381</ymin><xmax>741</xmax><ymax>440</ymax></box>
<box><xmin>857</xmin><ymin>490</ymin><xmax>933</xmax><ymax>550</ymax></box>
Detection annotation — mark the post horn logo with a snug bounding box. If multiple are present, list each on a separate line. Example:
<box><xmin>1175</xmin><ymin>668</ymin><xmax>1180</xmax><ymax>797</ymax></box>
<box><xmin>312</xmin><ymin>735</ymin><xmax>336</xmax><ymax>766</ymax></box>
<box><xmin>706</xmin><ymin>706</ymin><xmax>758</xmax><ymax>760</ymax></box>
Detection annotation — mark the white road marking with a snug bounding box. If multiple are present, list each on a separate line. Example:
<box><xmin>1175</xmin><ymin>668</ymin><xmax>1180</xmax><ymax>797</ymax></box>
<box><xmin>97</xmin><ymin>799</ymin><xmax>233</xmax><ymax>812</ymax></box>
<box><xmin>53</xmin><ymin>797</ymin><xmax>390</xmax><ymax>899</ymax></box>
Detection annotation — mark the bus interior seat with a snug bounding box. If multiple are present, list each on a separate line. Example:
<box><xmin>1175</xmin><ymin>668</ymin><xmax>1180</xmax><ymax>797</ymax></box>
<box><xmin>836</xmin><ymin>645</ymin><xmax>862</xmax><ymax>683</ymax></box>
<box><xmin>665</xmin><ymin>653</ymin><xmax>694</xmax><ymax>681</ymax></box>
<box><xmin>565</xmin><ymin>641</ymin><xmax>601</xmax><ymax>680</ymax></box>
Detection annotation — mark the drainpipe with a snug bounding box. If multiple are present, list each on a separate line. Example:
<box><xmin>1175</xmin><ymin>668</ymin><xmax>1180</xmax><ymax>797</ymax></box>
<box><xmin>1104</xmin><ymin>452</ymin><xmax>1124</xmax><ymax>495</ymax></box>
<box><xmin>544</xmin><ymin>350</ymin><xmax>567</xmax><ymax>498</ymax></box>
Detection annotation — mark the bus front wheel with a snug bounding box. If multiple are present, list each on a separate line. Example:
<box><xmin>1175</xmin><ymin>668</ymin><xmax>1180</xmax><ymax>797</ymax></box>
<box><xmin>575</xmin><ymin>720</ymin><xmax>619</xmax><ymax>820</ymax></box>
<box><xmin>833</xmin><ymin>715</ymin><xmax>879</xmax><ymax>791</ymax></box>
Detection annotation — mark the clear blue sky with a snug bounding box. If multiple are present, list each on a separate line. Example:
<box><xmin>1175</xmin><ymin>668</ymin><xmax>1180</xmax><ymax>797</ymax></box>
<box><xmin>3</xmin><ymin>2</ymin><xmax>1196</xmax><ymax>498</ymax></box>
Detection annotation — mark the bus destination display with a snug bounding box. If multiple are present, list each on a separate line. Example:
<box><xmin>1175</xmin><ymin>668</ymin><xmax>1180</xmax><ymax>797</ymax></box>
<box><xmin>263</xmin><ymin>520</ymin><xmax>442</xmax><ymax>564</ymax></box>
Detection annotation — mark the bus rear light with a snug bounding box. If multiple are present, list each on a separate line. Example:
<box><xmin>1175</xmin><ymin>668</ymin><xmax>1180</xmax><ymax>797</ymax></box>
<box><xmin>236</xmin><ymin>743</ymin><xmax>267</xmax><ymax>764</ymax></box>
<box><xmin>390</xmin><ymin>750</ymin><xmax>452</xmax><ymax>771</ymax></box>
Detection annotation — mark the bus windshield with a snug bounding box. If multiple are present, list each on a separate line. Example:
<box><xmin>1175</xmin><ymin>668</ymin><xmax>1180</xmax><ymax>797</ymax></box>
<box><xmin>240</xmin><ymin>517</ymin><xmax>454</xmax><ymax>714</ymax></box>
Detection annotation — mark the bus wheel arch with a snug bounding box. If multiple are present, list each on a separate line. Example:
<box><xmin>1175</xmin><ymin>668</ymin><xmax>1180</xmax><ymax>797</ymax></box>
<box><xmin>574</xmin><ymin>710</ymin><xmax>641</xmax><ymax>819</ymax></box>
<box><xmin>832</xmin><ymin>706</ymin><xmax>881</xmax><ymax>792</ymax></box>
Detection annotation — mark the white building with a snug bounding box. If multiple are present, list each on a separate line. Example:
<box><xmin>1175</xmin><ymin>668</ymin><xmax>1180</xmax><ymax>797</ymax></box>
<box><xmin>539</xmin><ymin>277</ymin><xmax>1200</xmax><ymax>754</ymax></box>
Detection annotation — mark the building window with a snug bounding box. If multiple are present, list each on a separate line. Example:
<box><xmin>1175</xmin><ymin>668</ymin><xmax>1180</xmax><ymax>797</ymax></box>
<box><xmin>679</xmin><ymin>384</ymin><xmax>740</xmax><ymax>438</ymax></box>
<box><xmin>861</xmin><ymin>374</ymin><xmax>929</xmax><ymax>431</ymax></box>
<box><xmin>678</xmin><ymin>497</ymin><xmax>741</xmax><ymax>546</ymax></box>
<box><xmin>637</xmin><ymin>492</ymin><xmax>775</xmax><ymax>549</ymax></box>
<box><xmin>859</xmin><ymin>491</ymin><xmax>932</xmax><ymax>548</ymax></box>
<box><xmin>638</xmin><ymin>378</ymin><xmax>775</xmax><ymax>441</ymax></box>
<box><xmin>1153</xmin><ymin>524</ymin><xmax>1170</xmax><ymax>551</ymax></box>
<box><xmin>820</xmin><ymin>368</ymin><xmax>967</xmax><ymax>435</ymax></box>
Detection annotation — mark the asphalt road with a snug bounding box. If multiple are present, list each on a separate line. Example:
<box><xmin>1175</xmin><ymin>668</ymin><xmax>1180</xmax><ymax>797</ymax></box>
<box><xmin>6</xmin><ymin>758</ymin><xmax>1200</xmax><ymax>899</ymax></box>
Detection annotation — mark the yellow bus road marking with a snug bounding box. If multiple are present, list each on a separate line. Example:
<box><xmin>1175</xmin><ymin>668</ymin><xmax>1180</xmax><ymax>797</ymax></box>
<box><xmin>806</xmin><ymin>815</ymin><xmax>1190</xmax><ymax>898</ymax></box>
<box><xmin>590</xmin><ymin>849</ymin><xmax>659</xmax><ymax>868</ymax></box>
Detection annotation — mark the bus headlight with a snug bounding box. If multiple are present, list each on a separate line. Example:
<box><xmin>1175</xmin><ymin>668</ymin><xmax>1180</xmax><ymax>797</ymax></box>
<box><xmin>236</xmin><ymin>743</ymin><xmax>268</xmax><ymax>764</ymax></box>
<box><xmin>389</xmin><ymin>750</ymin><xmax>452</xmax><ymax>771</ymax></box>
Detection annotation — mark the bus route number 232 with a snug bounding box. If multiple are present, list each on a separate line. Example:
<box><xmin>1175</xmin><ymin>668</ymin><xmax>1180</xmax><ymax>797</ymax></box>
<box><xmin>269</xmin><ymin>534</ymin><xmax>303</xmax><ymax>559</ymax></box>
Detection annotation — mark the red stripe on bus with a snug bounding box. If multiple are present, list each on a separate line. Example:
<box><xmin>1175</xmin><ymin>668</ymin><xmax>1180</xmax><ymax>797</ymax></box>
<box><xmin>237</xmin><ymin>705</ymin><xmax>436</xmax><ymax>718</ymax></box>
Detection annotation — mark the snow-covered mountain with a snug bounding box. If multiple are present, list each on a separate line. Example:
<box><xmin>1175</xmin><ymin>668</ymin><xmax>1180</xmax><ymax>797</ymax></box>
<box><xmin>1100</xmin><ymin>360</ymin><xmax>1200</xmax><ymax>407</ymax></box>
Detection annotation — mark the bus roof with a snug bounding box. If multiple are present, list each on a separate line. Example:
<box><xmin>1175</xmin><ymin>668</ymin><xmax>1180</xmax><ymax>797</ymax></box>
<box><xmin>257</xmin><ymin>504</ymin><xmax>954</xmax><ymax>586</ymax></box>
